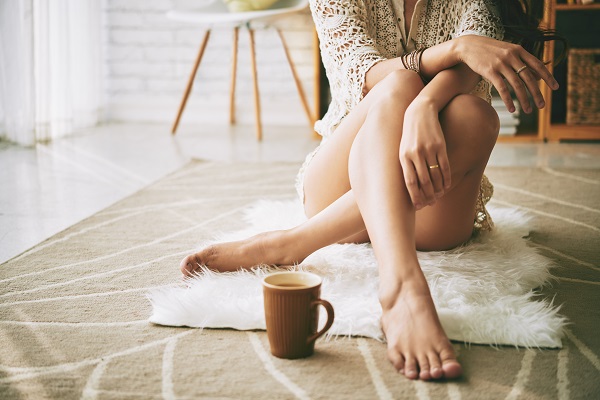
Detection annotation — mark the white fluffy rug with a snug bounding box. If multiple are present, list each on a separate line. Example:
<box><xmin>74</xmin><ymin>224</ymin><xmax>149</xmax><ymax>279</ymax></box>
<box><xmin>148</xmin><ymin>200</ymin><xmax>566</xmax><ymax>348</ymax></box>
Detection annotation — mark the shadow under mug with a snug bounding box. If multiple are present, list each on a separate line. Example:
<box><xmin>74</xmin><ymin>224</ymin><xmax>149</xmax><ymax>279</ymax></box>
<box><xmin>262</xmin><ymin>271</ymin><xmax>334</xmax><ymax>359</ymax></box>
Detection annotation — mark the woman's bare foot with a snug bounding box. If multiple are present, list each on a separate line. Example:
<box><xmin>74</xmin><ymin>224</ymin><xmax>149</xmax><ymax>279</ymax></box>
<box><xmin>180</xmin><ymin>230</ymin><xmax>304</xmax><ymax>276</ymax></box>
<box><xmin>380</xmin><ymin>277</ymin><xmax>462</xmax><ymax>381</ymax></box>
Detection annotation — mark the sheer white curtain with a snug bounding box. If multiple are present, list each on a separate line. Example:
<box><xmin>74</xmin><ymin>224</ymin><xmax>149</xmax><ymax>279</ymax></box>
<box><xmin>0</xmin><ymin>0</ymin><xmax>35</xmax><ymax>145</ymax></box>
<box><xmin>0</xmin><ymin>0</ymin><xmax>104</xmax><ymax>146</ymax></box>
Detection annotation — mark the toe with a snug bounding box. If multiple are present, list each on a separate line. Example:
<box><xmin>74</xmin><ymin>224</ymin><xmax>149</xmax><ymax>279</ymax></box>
<box><xmin>180</xmin><ymin>254</ymin><xmax>200</xmax><ymax>276</ymax></box>
<box><xmin>387</xmin><ymin>348</ymin><xmax>405</xmax><ymax>372</ymax></box>
<box><xmin>442</xmin><ymin>360</ymin><xmax>463</xmax><ymax>379</ymax></box>
<box><xmin>440</xmin><ymin>347</ymin><xmax>462</xmax><ymax>379</ymax></box>
<box><xmin>428</xmin><ymin>352</ymin><xmax>443</xmax><ymax>380</ymax></box>
<box><xmin>404</xmin><ymin>356</ymin><xmax>419</xmax><ymax>380</ymax></box>
<box><xmin>418</xmin><ymin>355</ymin><xmax>431</xmax><ymax>381</ymax></box>
<box><xmin>180</xmin><ymin>255</ymin><xmax>193</xmax><ymax>276</ymax></box>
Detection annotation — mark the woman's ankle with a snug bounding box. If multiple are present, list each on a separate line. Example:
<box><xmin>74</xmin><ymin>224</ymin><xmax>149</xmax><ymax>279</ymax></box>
<box><xmin>378</xmin><ymin>269</ymin><xmax>431</xmax><ymax>311</ymax></box>
<box><xmin>259</xmin><ymin>229</ymin><xmax>307</xmax><ymax>266</ymax></box>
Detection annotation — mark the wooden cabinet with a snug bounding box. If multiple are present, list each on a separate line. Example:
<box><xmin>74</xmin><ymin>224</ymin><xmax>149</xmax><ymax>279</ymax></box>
<box><xmin>537</xmin><ymin>1</ymin><xmax>600</xmax><ymax>141</ymax></box>
<box><xmin>499</xmin><ymin>1</ymin><xmax>600</xmax><ymax>142</ymax></box>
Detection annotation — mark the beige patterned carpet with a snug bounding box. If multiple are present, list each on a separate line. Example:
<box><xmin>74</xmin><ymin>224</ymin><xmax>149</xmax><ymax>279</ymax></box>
<box><xmin>1</xmin><ymin>161</ymin><xmax>599</xmax><ymax>399</ymax></box>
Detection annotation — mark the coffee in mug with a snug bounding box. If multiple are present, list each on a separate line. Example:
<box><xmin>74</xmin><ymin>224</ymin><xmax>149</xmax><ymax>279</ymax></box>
<box><xmin>262</xmin><ymin>271</ymin><xmax>334</xmax><ymax>359</ymax></box>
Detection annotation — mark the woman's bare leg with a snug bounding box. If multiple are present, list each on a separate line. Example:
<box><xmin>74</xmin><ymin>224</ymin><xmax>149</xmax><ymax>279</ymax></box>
<box><xmin>179</xmin><ymin>190</ymin><xmax>365</xmax><ymax>273</ymax></box>
<box><xmin>180</xmin><ymin>71</ymin><xmax>499</xmax><ymax>381</ymax></box>
<box><xmin>300</xmin><ymin>72</ymin><xmax>498</xmax><ymax>380</ymax></box>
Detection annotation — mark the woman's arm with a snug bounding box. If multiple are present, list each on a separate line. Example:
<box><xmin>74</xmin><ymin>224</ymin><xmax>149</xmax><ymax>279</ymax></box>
<box><xmin>367</xmin><ymin>0</ymin><xmax>560</xmax><ymax>116</ymax></box>
<box><xmin>399</xmin><ymin>63</ymin><xmax>483</xmax><ymax>209</ymax></box>
<box><xmin>365</xmin><ymin>40</ymin><xmax>459</xmax><ymax>94</ymax></box>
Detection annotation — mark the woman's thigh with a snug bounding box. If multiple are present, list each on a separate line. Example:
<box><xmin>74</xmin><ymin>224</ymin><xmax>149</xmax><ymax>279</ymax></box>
<box><xmin>303</xmin><ymin>70</ymin><xmax>423</xmax><ymax>218</ymax></box>
<box><xmin>415</xmin><ymin>94</ymin><xmax>499</xmax><ymax>250</ymax></box>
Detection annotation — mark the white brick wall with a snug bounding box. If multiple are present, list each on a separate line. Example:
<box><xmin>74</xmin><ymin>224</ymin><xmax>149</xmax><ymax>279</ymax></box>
<box><xmin>104</xmin><ymin>0</ymin><xmax>318</xmax><ymax>127</ymax></box>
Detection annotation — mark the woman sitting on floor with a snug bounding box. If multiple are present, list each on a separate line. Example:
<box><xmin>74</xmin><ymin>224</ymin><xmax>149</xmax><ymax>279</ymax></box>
<box><xmin>180</xmin><ymin>0</ymin><xmax>564</xmax><ymax>381</ymax></box>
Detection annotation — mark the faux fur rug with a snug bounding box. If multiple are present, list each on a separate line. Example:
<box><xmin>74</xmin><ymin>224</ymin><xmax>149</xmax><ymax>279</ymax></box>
<box><xmin>148</xmin><ymin>200</ymin><xmax>566</xmax><ymax>348</ymax></box>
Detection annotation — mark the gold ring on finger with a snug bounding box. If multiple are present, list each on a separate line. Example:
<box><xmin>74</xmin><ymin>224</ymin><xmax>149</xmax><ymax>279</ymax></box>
<box><xmin>515</xmin><ymin>65</ymin><xmax>528</xmax><ymax>75</ymax></box>
<box><xmin>429</xmin><ymin>164</ymin><xmax>440</xmax><ymax>169</ymax></box>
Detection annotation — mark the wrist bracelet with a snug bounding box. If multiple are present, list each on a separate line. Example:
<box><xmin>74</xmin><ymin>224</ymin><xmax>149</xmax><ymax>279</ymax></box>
<box><xmin>401</xmin><ymin>48</ymin><xmax>430</xmax><ymax>85</ymax></box>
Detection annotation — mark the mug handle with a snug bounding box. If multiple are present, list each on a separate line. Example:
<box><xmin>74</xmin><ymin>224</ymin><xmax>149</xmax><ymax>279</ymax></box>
<box><xmin>307</xmin><ymin>299</ymin><xmax>335</xmax><ymax>344</ymax></box>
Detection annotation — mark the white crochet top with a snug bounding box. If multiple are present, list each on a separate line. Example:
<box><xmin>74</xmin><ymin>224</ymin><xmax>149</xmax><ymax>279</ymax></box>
<box><xmin>305</xmin><ymin>0</ymin><xmax>504</xmax><ymax>231</ymax></box>
<box><xmin>309</xmin><ymin>0</ymin><xmax>504</xmax><ymax>137</ymax></box>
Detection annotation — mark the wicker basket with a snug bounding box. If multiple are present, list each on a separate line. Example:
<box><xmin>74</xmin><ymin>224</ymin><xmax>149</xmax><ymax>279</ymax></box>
<box><xmin>566</xmin><ymin>48</ymin><xmax>600</xmax><ymax>125</ymax></box>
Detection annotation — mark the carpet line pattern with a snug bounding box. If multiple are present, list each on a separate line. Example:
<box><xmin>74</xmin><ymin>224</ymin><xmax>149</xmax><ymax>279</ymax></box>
<box><xmin>556</xmin><ymin>346</ymin><xmax>570</xmax><ymax>400</ymax></box>
<box><xmin>490</xmin><ymin>199</ymin><xmax>600</xmax><ymax>233</ymax></box>
<box><xmin>247</xmin><ymin>332</ymin><xmax>310</xmax><ymax>400</ymax></box>
<box><xmin>357</xmin><ymin>338</ymin><xmax>393</xmax><ymax>400</ymax></box>
<box><xmin>493</xmin><ymin>183</ymin><xmax>600</xmax><ymax>214</ymax></box>
<box><xmin>533</xmin><ymin>243</ymin><xmax>600</xmax><ymax>272</ymax></box>
<box><xmin>12</xmin><ymin>193</ymin><xmax>289</xmax><ymax>266</ymax></box>
<box><xmin>413</xmin><ymin>380</ymin><xmax>431</xmax><ymax>400</ymax></box>
<box><xmin>149</xmin><ymin>184</ymin><xmax>297</xmax><ymax>192</ymax></box>
<box><xmin>0</xmin><ymin>331</ymin><xmax>193</xmax><ymax>384</ymax></box>
<box><xmin>0</xmin><ymin>205</ymin><xmax>247</xmax><ymax>288</ymax></box>
<box><xmin>96</xmin><ymin>194</ymin><xmax>295</xmax><ymax>217</ymax></box>
<box><xmin>10</xmin><ymin>209</ymin><xmax>154</xmax><ymax>264</ymax></box>
<box><xmin>166</xmin><ymin>209</ymin><xmax>200</xmax><ymax>226</ymax></box>
<box><xmin>161</xmin><ymin>337</ymin><xmax>178</xmax><ymax>400</ymax></box>
<box><xmin>81</xmin><ymin>358</ymin><xmax>110</xmax><ymax>400</ymax></box>
<box><xmin>1</xmin><ymin>251</ymin><xmax>189</xmax><ymax>299</ymax></box>
<box><xmin>1</xmin><ymin>163</ymin><xmax>598</xmax><ymax>399</ymax></box>
<box><xmin>542</xmin><ymin>167</ymin><xmax>600</xmax><ymax>185</ymax></box>
<box><xmin>0</xmin><ymin>320</ymin><xmax>148</xmax><ymax>327</ymax></box>
<box><xmin>565</xmin><ymin>329</ymin><xmax>600</xmax><ymax>371</ymax></box>
<box><xmin>0</xmin><ymin>286</ymin><xmax>170</xmax><ymax>307</ymax></box>
<box><xmin>504</xmin><ymin>350</ymin><xmax>535</xmax><ymax>400</ymax></box>
<box><xmin>558</xmin><ymin>276</ymin><xmax>600</xmax><ymax>285</ymax></box>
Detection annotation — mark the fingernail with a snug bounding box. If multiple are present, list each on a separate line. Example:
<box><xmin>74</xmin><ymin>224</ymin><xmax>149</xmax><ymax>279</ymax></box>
<box><xmin>553</xmin><ymin>82</ymin><xmax>559</xmax><ymax>89</ymax></box>
<box><xmin>538</xmin><ymin>101</ymin><xmax>545</xmax><ymax>108</ymax></box>
<box><xmin>415</xmin><ymin>203</ymin><xmax>422</xmax><ymax>209</ymax></box>
<box><xmin>509</xmin><ymin>107</ymin><xmax>515</xmax><ymax>113</ymax></box>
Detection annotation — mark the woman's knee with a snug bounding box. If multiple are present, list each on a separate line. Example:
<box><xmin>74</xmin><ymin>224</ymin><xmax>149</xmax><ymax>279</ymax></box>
<box><xmin>441</xmin><ymin>94</ymin><xmax>500</xmax><ymax>155</ymax></box>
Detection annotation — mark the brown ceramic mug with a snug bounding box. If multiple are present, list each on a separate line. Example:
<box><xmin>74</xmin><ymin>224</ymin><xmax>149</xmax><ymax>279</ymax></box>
<box><xmin>262</xmin><ymin>271</ymin><xmax>335</xmax><ymax>359</ymax></box>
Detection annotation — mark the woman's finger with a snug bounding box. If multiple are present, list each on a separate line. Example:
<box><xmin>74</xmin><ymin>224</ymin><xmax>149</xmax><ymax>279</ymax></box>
<box><xmin>520</xmin><ymin>50</ymin><xmax>559</xmax><ymax>90</ymax></box>
<box><xmin>489</xmin><ymin>72</ymin><xmax>516</xmax><ymax>113</ymax></box>
<box><xmin>413</xmin><ymin>156</ymin><xmax>436</xmax><ymax>206</ymax></box>
<box><xmin>401</xmin><ymin>160</ymin><xmax>426</xmax><ymax>209</ymax></box>
<box><xmin>518</xmin><ymin>66</ymin><xmax>546</xmax><ymax>109</ymax></box>
<box><xmin>427</xmin><ymin>161</ymin><xmax>444</xmax><ymax>198</ymax></box>
<box><xmin>504</xmin><ymin>64</ymin><xmax>533</xmax><ymax>113</ymax></box>
<box><xmin>437</xmin><ymin>150</ymin><xmax>452</xmax><ymax>191</ymax></box>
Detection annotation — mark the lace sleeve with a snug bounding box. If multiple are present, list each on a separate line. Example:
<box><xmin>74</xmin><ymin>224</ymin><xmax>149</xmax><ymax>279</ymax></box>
<box><xmin>451</xmin><ymin>0</ymin><xmax>504</xmax><ymax>102</ymax></box>
<box><xmin>452</xmin><ymin>0</ymin><xmax>504</xmax><ymax>41</ymax></box>
<box><xmin>309</xmin><ymin>0</ymin><xmax>386</xmax><ymax>109</ymax></box>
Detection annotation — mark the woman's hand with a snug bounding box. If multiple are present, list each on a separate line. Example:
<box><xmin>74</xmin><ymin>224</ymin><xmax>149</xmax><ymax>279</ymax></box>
<box><xmin>454</xmin><ymin>35</ymin><xmax>559</xmax><ymax>114</ymax></box>
<box><xmin>400</xmin><ymin>97</ymin><xmax>451</xmax><ymax>211</ymax></box>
